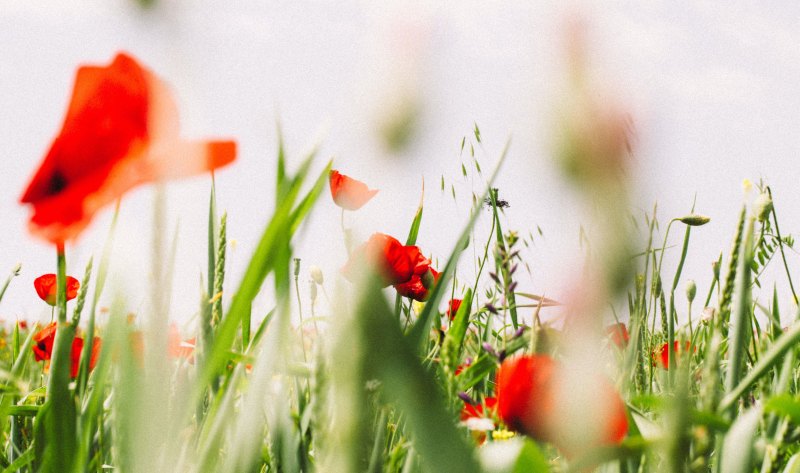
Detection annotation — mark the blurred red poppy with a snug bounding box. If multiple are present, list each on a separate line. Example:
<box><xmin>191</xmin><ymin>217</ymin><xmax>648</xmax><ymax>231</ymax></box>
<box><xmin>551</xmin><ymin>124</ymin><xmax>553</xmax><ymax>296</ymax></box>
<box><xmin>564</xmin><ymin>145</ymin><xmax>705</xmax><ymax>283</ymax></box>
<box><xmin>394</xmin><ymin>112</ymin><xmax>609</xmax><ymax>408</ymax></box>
<box><xmin>20</xmin><ymin>52</ymin><xmax>236</xmax><ymax>244</ymax></box>
<box><xmin>70</xmin><ymin>336</ymin><xmax>102</xmax><ymax>378</ymax></box>
<box><xmin>34</xmin><ymin>274</ymin><xmax>80</xmax><ymax>306</ymax></box>
<box><xmin>32</xmin><ymin>322</ymin><xmax>101</xmax><ymax>378</ymax></box>
<box><xmin>169</xmin><ymin>325</ymin><xmax>196</xmax><ymax>361</ymax></box>
<box><xmin>32</xmin><ymin>322</ymin><xmax>58</xmax><ymax>361</ymax></box>
<box><xmin>460</xmin><ymin>396</ymin><xmax>497</xmax><ymax>421</ymax></box>
<box><xmin>605</xmin><ymin>322</ymin><xmax>629</xmax><ymax>349</ymax></box>
<box><xmin>447</xmin><ymin>299</ymin><xmax>463</xmax><ymax>320</ymax></box>
<box><xmin>653</xmin><ymin>341</ymin><xmax>695</xmax><ymax>369</ymax></box>
<box><xmin>329</xmin><ymin>170</ymin><xmax>378</xmax><ymax>210</ymax></box>
<box><xmin>343</xmin><ymin>233</ymin><xmax>417</xmax><ymax>286</ymax></box>
<box><xmin>496</xmin><ymin>354</ymin><xmax>627</xmax><ymax>451</ymax></box>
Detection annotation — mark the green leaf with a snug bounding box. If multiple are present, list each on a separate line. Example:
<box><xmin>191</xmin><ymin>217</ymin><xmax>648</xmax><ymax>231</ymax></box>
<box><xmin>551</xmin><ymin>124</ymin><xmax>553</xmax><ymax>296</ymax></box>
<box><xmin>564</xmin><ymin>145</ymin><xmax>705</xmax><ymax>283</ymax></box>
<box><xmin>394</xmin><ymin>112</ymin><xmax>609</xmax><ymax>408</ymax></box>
<box><xmin>356</xmin><ymin>278</ymin><xmax>481</xmax><ymax>473</ymax></box>
<box><xmin>720</xmin><ymin>406</ymin><xmax>762</xmax><ymax>473</ymax></box>
<box><xmin>783</xmin><ymin>452</ymin><xmax>800</xmax><ymax>473</ymax></box>
<box><xmin>405</xmin><ymin>182</ymin><xmax>424</xmax><ymax>246</ymax></box>
<box><xmin>441</xmin><ymin>289</ymin><xmax>473</xmax><ymax>373</ymax></box>
<box><xmin>765</xmin><ymin>395</ymin><xmax>800</xmax><ymax>425</ymax></box>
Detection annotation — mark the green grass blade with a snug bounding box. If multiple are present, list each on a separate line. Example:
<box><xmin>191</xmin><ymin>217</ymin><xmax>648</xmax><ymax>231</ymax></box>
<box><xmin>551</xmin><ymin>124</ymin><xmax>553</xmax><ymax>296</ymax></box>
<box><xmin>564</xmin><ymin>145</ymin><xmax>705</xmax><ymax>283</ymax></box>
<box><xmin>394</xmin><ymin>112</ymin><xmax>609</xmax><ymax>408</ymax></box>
<box><xmin>358</xmin><ymin>278</ymin><xmax>481</xmax><ymax>473</ymax></box>
<box><xmin>724</xmin><ymin>215</ymin><xmax>755</xmax><ymax>417</ymax></box>
<box><xmin>405</xmin><ymin>181</ymin><xmax>424</xmax><ymax>246</ymax></box>
<box><xmin>720</xmin><ymin>406</ymin><xmax>761</xmax><ymax>473</ymax></box>
<box><xmin>408</xmin><ymin>138</ymin><xmax>511</xmax><ymax>350</ymax></box>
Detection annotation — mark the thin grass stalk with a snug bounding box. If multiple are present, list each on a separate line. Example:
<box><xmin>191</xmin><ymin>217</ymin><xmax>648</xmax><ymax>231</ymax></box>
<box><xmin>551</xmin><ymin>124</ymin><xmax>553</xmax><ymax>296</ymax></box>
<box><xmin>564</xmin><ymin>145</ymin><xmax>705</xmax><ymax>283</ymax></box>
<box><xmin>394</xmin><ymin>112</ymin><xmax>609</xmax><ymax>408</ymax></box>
<box><xmin>723</xmin><ymin>215</ymin><xmax>755</xmax><ymax>418</ymax></box>
<box><xmin>718</xmin><ymin>207</ymin><xmax>747</xmax><ymax>332</ymax></box>
<box><xmin>0</xmin><ymin>263</ymin><xmax>21</xmax><ymax>305</ymax></box>
<box><xmin>667</xmin><ymin>224</ymin><xmax>692</xmax><ymax>387</ymax></box>
<box><xmin>767</xmin><ymin>187</ymin><xmax>798</xmax><ymax>304</ymax></box>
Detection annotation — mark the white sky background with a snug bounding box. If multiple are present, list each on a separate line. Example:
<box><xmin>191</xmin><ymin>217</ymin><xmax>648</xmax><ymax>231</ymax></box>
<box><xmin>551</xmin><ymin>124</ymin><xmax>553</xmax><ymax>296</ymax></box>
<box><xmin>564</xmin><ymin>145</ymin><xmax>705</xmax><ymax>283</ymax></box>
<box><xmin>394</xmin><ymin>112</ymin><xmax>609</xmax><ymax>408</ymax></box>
<box><xmin>1</xmin><ymin>1</ymin><xmax>799</xmax><ymax>329</ymax></box>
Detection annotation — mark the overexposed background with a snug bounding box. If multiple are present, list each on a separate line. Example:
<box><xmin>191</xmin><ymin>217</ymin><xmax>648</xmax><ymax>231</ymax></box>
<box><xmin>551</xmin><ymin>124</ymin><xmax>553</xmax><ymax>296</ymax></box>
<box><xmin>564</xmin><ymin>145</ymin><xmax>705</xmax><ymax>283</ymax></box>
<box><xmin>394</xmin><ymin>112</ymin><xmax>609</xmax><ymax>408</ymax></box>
<box><xmin>1</xmin><ymin>1</ymin><xmax>799</xmax><ymax>328</ymax></box>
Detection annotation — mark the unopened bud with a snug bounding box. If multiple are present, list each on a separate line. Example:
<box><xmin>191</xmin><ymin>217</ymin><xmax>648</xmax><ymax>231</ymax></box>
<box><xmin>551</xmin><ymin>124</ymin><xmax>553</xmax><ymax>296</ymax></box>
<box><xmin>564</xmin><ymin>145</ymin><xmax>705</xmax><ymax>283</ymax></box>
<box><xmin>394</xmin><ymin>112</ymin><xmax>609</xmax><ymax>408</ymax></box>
<box><xmin>458</xmin><ymin>392</ymin><xmax>477</xmax><ymax>405</ymax></box>
<box><xmin>310</xmin><ymin>266</ymin><xmax>324</xmax><ymax>285</ymax></box>
<box><xmin>309</xmin><ymin>280</ymin><xmax>318</xmax><ymax>301</ymax></box>
<box><xmin>293</xmin><ymin>258</ymin><xmax>301</xmax><ymax>277</ymax></box>
<box><xmin>685</xmin><ymin>279</ymin><xmax>697</xmax><ymax>303</ymax></box>
<box><xmin>754</xmin><ymin>193</ymin><xmax>773</xmax><ymax>222</ymax></box>
<box><xmin>712</xmin><ymin>260</ymin><xmax>721</xmax><ymax>281</ymax></box>
<box><xmin>679</xmin><ymin>214</ymin><xmax>710</xmax><ymax>226</ymax></box>
<box><xmin>421</xmin><ymin>269</ymin><xmax>435</xmax><ymax>289</ymax></box>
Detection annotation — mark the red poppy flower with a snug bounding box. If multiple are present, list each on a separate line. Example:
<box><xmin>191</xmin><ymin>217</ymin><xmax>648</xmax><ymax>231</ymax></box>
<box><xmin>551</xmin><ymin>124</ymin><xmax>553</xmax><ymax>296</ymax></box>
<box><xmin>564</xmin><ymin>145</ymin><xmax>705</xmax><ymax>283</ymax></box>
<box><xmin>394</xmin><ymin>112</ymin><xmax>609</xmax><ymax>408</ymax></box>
<box><xmin>19</xmin><ymin>52</ymin><xmax>237</xmax><ymax>244</ymax></box>
<box><xmin>395</xmin><ymin>267</ymin><xmax>439</xmax><ymax>302</ymax></box>
<box><xmin>70</xmin><ymin>336</ymin><xmax>102</xmax><ymax>378</ymax></box>
<box><xmin>447</xmin><ymin>299</ymin><xmax>463</xmax><ymax>320</ymax></box>
<box><xmin>496</xmin><ymin>355</ymin><xmax>628</xmax><ymax>451</ymax></box>
<box><xmin>605</xmin><ymin>322</ymin><xmax>629</xmax><ymax>349</ymax></box>
<box><xmin>653</xmin><ymin>341</ymin><xmax>695</xmax><ymax>369</ymax></box>
<box><xmin>34</xmin><ymin>274</ymin><xmax>80</xmax><ymax>306</ymax></box>
<box><xmin>32</xmin><ymin>322</ymin><xmax>58</xmax><ymax>361</ymax></box>
<box><xmin>393</xmin><ymin>246</ymin><xmax>438</xmax><ymax>301</ymax></box>
<box><xmin>168</xmin><ymin>325</ymin><xmax>196</xmax><ymax>361</ymax></box>
<box><xmin>343</xmin><ymin>233</ymin><xmax>417</xmax><ymax>286</ymax></box>
<box><xmin>329</xmin><ymin>170</ymin><xmax>378</xmax><ymax>211</ymax></box>
<box><xmin>32</xmin><ymin>322</ymin><xmax>101</xmax><ymax>378</ymax></box>
<box><xmin>460</xmin><ymin>396</ymin><xmax>497</xmax><ymax>421</ymax></box>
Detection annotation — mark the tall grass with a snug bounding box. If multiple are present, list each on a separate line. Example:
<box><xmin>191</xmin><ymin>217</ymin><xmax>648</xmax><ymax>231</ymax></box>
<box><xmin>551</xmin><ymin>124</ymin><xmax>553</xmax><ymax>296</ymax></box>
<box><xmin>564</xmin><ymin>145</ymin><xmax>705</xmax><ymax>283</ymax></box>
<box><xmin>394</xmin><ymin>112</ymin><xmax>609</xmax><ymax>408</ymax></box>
<box><xmin>4</xmin><ymin>130</ymin><xmax>800</xmax><ymax>473</ymax></box>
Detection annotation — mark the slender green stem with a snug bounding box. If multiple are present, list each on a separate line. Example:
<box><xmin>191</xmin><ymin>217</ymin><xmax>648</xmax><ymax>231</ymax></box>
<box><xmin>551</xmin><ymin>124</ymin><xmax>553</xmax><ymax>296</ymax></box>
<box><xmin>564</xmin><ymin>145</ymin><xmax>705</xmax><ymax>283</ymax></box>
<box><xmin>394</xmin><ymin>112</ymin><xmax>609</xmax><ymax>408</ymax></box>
<box><xmin>767</xmin><ymin>187</ymin><xmax>798</xmax><ymax>305</ymax></box>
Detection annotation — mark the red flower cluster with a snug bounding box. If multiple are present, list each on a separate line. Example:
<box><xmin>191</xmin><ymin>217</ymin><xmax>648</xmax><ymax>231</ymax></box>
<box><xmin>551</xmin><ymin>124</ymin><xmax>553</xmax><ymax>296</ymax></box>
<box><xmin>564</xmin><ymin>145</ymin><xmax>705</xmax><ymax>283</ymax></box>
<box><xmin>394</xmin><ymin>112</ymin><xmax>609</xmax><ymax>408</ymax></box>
<box><xmin>32</xmin><ymin>322</ymin><xmax>101</xmax><ymax>378</ymax></box>
<box><xmin>605</xmin><ymin>322</ymin><xmax>630</xmax><ymax>349</ymax></box>
<box><xmin>653</xmin><ymin>341</ymin><xmax>695</xmax><ymax>369</ymax></box>
<box><xmin>19</xmin><ymin>52</ymin><xmax>236</xmax><ymax>244</ymax></box>
<box><xmin>34</xmin><ymin>274</ymin><xmax>80</xmax><ymax>306</ymax></box>
<box><xmin>329</xmin><ymin>170</ymin><xmax>378</xmax><ymax>211</ymax></box>
<box><xmin>496</xmin><ymin>355</ymin><xmax>628</xmax><ymax>453</ymax></box>
<box><xmin>343</xmin><ymin>233</ymin><xmax>439</xmax><ymax>300</ymax></box>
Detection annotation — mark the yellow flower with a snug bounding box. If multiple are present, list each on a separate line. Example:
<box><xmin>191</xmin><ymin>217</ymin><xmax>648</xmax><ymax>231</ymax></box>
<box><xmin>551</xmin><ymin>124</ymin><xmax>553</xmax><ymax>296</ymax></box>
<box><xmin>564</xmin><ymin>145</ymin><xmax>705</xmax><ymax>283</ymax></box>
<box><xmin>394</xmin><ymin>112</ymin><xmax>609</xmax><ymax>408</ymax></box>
<box><xmin>491</xmin><ymin>429</ymin><xmax>516</xmax><ymax>441</ymax></box>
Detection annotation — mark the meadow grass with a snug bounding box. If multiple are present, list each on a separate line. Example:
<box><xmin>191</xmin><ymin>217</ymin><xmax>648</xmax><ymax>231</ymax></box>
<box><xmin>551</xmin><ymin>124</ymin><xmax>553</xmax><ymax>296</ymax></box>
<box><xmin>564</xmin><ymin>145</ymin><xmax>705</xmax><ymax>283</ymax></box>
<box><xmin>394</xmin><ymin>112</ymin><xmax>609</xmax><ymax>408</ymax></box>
<box><xmin>4</xmin><ymin>132</ymin><xmax>800</xmax><ymax>473</ymax></box>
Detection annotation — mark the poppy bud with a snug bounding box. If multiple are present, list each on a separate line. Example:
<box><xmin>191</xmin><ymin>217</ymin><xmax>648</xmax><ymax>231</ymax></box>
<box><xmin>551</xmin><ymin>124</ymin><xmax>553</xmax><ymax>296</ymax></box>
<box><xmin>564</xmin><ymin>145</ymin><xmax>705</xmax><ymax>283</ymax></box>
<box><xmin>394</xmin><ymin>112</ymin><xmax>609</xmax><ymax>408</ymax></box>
<box><xmin>685</xmin><ymin>279</ymin><xmax>697</xmax><ymax>303</ymax></box>
<box><xmin>701</xmin><ymin>307</ymin><xmax>716</xmax><ymax>323</ymax></box>
<box><xmin>293</xmin><ymin>258</ymin><xmax>301</xmax><ymax>278</ymax></box>
<box><xmin>754</xmin><ymin>193</ymin><xmax>773</xmax><ymax>222</ymax></box>
<box><xmin>421</xmin><ymin>269</ymin><xmax>435</xmax><ymax>289</ymax></box>
<box><xmin>678</xmin><ymin>214</ymin><xmax>711</xmax><ymax>226</ymax></box>
<box><xmin>712</xmin><ymin>260</ymin><xmax>721</xmax><ymax>281</ymax></box>
<box><xmin>308</xmin><ymin>280</ymin><xmax>318</xmax><ymax>302</ymax></box>
<box><xmin>310</xmin><ymin>266</ymin><xmax>324</xmax><ymax>285</ymax></box>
